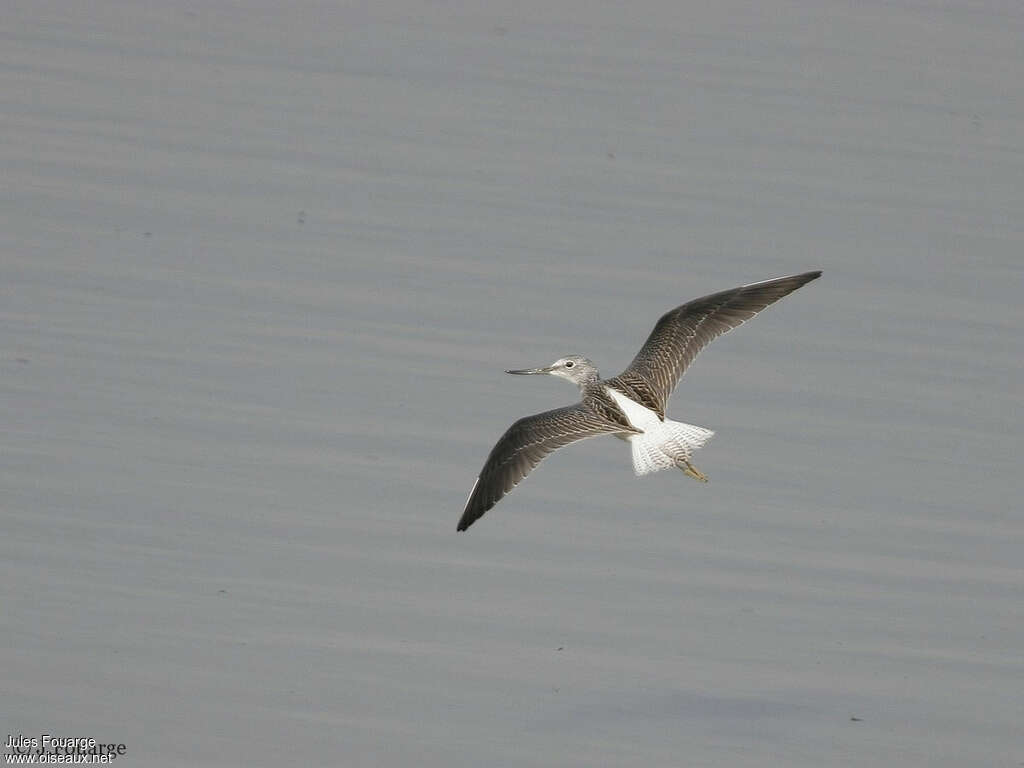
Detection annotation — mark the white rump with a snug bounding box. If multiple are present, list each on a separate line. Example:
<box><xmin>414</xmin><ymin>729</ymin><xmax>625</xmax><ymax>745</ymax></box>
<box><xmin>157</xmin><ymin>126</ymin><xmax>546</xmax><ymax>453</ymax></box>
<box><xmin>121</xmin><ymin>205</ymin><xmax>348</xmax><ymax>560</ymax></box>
<box><xmin>605</xmin><ymin>387</ymin><xmax>714</xmax><ymax>476</ymax></box>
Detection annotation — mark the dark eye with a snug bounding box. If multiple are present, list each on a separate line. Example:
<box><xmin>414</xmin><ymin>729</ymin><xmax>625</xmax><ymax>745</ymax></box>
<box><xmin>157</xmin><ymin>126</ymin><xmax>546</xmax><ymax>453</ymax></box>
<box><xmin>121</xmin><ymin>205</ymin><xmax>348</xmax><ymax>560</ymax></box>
<box><xmin>565</xmin><ymin>361</ymin><xmax>574</xmax><ymax>368</ymax></box>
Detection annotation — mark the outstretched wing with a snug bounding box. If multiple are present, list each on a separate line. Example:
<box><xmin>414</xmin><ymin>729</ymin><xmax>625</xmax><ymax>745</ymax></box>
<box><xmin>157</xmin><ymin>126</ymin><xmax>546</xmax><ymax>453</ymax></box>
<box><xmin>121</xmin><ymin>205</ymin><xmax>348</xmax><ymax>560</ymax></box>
<box><xmin>458</xmin><ymin>404</ymin><xmax>628</xmax><ymax>531</ymax></box>
<box><xmin>615</xmin><ymin>271</ymin><xmax>821</xmax><ymax>418</ymax></box>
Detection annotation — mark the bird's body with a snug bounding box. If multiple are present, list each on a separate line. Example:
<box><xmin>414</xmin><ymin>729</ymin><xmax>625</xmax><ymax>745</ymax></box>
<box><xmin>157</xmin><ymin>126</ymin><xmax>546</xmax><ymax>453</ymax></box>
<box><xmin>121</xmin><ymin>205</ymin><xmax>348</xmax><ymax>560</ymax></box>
<box><xmin>457</xmin><ymin>270</ymin><xmax>822</xmax><ymax>531</ymax></box>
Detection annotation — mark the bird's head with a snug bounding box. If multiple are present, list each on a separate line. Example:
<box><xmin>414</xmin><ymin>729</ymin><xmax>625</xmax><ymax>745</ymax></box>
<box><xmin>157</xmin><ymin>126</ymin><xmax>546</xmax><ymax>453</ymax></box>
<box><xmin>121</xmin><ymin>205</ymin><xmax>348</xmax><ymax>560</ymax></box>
<box><xmin>506</xmin><ymin>355</ymin><xmax>599</xmax><ymax>390</ymax></box>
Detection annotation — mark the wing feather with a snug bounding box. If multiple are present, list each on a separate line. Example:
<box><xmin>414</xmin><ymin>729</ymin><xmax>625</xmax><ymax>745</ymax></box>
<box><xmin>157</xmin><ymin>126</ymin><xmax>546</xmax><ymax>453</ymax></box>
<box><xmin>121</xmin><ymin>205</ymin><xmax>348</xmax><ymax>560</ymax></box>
<box><xmin>457</xmin><ymin>404</ymin><xmax>625</xmax><ymax>531</ymax></box>
<box><xmin>617</xmin><ymin>271</ymin><xmax>821</xmax><ymax>417</ymax></box>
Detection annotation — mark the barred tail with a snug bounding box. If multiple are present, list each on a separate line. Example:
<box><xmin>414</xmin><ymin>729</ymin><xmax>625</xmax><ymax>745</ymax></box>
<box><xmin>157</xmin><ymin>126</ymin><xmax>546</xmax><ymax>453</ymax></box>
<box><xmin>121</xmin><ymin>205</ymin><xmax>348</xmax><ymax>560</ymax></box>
<box><xmin>631</xmin><ymin>420</ymin><xmax>714</xmax><ymax>476</ymax></box>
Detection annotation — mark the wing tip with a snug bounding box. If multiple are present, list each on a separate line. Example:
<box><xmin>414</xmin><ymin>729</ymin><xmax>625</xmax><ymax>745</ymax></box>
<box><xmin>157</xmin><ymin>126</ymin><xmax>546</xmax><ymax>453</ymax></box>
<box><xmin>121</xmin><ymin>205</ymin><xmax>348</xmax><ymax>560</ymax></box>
<box><xmin>457</xmin><ymin>477</ymin><xmax>482</xmax><ymax>531</ymax></box>
<box><xmin>751</xmin><ymin>269</ymin><xmax>822</xmax><ymax>288</ymax></box>
<box><xmin>739</xmin><ymin>269</ymin><xmax>821</xmax><ymax>299</ymax></box>
<box><xmin>457</xmin><ymin>507</ymin><xmax>486</xmax><ymax>531</ymax></box>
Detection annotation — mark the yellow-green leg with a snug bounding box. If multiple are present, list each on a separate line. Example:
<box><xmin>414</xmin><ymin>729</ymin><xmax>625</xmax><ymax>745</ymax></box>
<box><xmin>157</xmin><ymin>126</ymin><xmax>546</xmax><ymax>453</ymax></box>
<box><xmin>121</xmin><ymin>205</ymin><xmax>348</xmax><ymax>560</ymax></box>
<box><xmin>680</xmin><ymin>459</ymin><xmax>708</xmax><ymax>482</ymax></box>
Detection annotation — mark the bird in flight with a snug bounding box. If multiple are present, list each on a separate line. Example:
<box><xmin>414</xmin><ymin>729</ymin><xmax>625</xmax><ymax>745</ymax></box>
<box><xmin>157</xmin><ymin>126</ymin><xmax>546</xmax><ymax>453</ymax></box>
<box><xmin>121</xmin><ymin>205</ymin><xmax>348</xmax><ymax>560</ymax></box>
<box><xmin>457</xmin><ymin>270</ymin><xmax>822</xmax><ymax>531</ymax></box>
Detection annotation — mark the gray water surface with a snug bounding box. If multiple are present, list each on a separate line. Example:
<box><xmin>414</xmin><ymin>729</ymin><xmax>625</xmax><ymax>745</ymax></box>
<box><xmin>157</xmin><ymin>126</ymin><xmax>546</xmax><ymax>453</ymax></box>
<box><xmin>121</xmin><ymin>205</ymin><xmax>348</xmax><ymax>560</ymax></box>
<box><xmin>3</xmin><ymin>2</ymin><xmax>1022</xmax><ymax>766</ymax></box>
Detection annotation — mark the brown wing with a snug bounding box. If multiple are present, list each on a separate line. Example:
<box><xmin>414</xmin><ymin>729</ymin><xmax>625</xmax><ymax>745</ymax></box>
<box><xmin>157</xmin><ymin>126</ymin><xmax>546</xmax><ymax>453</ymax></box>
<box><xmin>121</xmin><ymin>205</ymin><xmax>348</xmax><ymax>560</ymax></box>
<box><xmin>457</xmin><ymin>404</ymin><xmax>627</xmax><ymax>531</ymax></box>
<box><xmin>617</xmin><ymin>271</ymin><xmax>822</xmax><ymax>417</ymax></box>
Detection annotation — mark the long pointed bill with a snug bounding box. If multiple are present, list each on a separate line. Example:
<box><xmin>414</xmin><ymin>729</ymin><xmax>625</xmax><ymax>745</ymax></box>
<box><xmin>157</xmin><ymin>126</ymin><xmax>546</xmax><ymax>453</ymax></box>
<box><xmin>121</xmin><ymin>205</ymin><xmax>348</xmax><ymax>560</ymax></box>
<box><xmin>505</xmin><ymin>366</ymin><xmax>553</xmax><ymax>375</ymax></box>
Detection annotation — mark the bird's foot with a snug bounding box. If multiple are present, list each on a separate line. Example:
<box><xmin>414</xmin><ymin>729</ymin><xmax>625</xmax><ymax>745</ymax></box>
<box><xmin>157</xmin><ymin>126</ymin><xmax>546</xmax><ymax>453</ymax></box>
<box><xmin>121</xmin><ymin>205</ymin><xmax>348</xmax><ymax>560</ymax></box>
<box><xmin>680</xmin><ymin>460</ymin><xmax>708</xmax><ymax>482</ymax></box>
